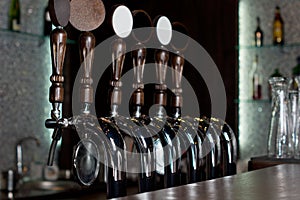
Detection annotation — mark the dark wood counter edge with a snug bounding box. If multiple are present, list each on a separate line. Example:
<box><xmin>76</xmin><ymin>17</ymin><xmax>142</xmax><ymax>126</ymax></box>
<box><xmin>112</xmin><ymin>164</ymin><xmax>300</xmax><ymax>200</ymax></box>
<box><xmin>248</xmin><ymin>155</ymin><xmax>300</xmax><ymax>171</ymax></box>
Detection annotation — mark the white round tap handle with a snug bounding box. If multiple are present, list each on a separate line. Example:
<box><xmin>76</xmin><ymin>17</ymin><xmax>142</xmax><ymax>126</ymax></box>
<box><xmin>156</xmin><ymin>16</ymin><xmax>172</xmax><ymax>46</ymax></box>
<box><xmin>112</xmin><ymin>5</ymin><xmax>133</xmax><ymax>38</ymax></box>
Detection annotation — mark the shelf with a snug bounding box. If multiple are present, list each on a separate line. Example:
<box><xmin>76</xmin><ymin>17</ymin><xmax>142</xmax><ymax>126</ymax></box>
<box><xmin>0</xmin><ymin>27</ymin><xmax>46</xmax><ymax>39</ymax></box>
<box><xmin>235</xmin><ymin>99</ymin><xmax>271</xmax><ymax>103</ymax></box>
<box><xmin>236</xmin><ymin>42</ymin><xmax>300</xmax><ymax>50</ymax></box>
<box><xmin>0</xmin><ymin>28</ymin><xmax>76</xmax><ymax>45</ymax></box>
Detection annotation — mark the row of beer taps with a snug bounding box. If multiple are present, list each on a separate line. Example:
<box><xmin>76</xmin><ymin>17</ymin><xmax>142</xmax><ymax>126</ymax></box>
<box><xmin>45</xmin><ymin>0</ymin><xmax>237</xmax><ymax>198</ymax></box>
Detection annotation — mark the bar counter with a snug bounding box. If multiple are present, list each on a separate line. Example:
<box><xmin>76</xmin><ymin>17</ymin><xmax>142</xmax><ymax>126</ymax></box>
<box><xmin>110</xmin><ymin>164</ymin><xmax>299</xmax><ymax>200</ymax></box>
<box><xmin>2</xmin><ymin>164</ymin><xmax>298</xmax><ymax>199</ymax></box>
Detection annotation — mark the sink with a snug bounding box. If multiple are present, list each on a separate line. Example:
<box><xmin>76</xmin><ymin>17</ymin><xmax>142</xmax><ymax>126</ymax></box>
<box><xmin>0</xmin><ymin>180</ymin><xmax>83</xmax><ymax>199</ymax></box>
<box><xmin>19</xmin><ymin>180</ymin><xmax>82</xmax><ymax>192</ymax></box>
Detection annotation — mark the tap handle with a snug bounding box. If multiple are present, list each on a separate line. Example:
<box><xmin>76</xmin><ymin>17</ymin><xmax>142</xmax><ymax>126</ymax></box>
<box><xmin>170</xmin><ymin>21</ymin><xmax>188</xmax><ymax>92</ymax></box>
<box><xmin>154</xmin><ymin>16</ymin><xmax>172</xmax><ymax>89</ymax></box>
<box><xmin>132</xmin><ymin>43</ymin><xmax>146</xmax><ymax>89</ymax></box>
<box><xmin>154</xmin><ymin>48</ymin><xmax>169</xmax><ymax>106</ymax></box>
<box><xmin>170</xmin><ymin>53</ymin><xmax>184</xmax><ymax>108</ymax></box>
<box><xmin>171</xmin><ymin>53</ymin><xmax>184</xmax><ymax>92</ymax></box>
<box><xmin>110</xmin><ymin>5</ymin><xmax>132</xmax><ymax>85</ymax></box>
<box><xmin>154</xmin><ymin>48</ymin><xmax>169</xmax><ymax>89</ymax></box>
<box><xmin>111</xmin><ymin>38</ymin><xmax>126</xmax><ymax>85</ymax></box>
<box><xmin>48</xmin><ymin>0</ymin><xmax>69</xmax><ymax>104</ymax></box>
<box><xmin>79</xmin><ymin>32</ymin><xmax>96</xmax><ymax>104</ymax></box>
<box><xmin>131</xmin><ymin>10</ymin><xmax>152</xmax><ymax>90</ymax></box>
<box><xmin>49</xmin><ymin>27</ymin><xmax>67</xmax><ymax>104</ymax></box>
<box><xmin>45</xmin><ymin>119</ymin><xmax>57</xmax><ymax>129</ymax></box>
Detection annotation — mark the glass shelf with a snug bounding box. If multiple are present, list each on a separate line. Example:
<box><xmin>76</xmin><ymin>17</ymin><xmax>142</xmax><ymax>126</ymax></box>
<box><xmin>235</xmin><ymin>99</ymin><xmax>271</xmax><ymax>103</ymax></box>
<box><xmin>0</xmin><ymin>27</ymin><xmax>46</xmax><ymax>39</ymax></box>
<box><xmin>0</xmin><ymin>28</ymin><xmax>76</xmax><ymax>45</ymax></box>
<box><xmin>236</xmin><ymin>43</ymin><xmax>300</xmax><ymax>50</ymax></box>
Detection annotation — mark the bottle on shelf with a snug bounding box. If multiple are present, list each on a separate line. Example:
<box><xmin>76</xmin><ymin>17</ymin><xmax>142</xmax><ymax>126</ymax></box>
<box><xmin>44</xmin><ymin>2</ymin><xmax>52</xmax><ymax>36</ymax></box>
<box><xmin>252</xmin><ymin>54</ymin><xmax>262</xmax><ymax>100</ymax></box>
<box><xmin>8</xmin><ymin>0</ymin><xmax>21</xmax><ymax>31</ymax></box>
<box><xmin>254</xmin><ymin>17</ymin><xmax>263</xmax><ymax>47</ymax></box>
<box><xmin>273</xmin><ymin>6</ymin><xmax>284</xmax><ymax>45</ymax></box>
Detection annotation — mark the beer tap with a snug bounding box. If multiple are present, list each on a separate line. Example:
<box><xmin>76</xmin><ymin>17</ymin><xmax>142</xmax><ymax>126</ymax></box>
<box><xmin>46</xmin><ymin>0</ymin><xmax>70</xmax><ymax>166</ymax></box>
<box><xmin>97</xmin><ymin>5</ymin><xmax>133</xmax><ymax>198</ymax></box>
<box><xmin>169</xmin><ymin>22</ymin><xmax>201</xmax><ymax>184</ymax></box>
<box><xmin>72</xmin><ymin>32</ymin><xmax>101</xmax><ymax>186</ymax></box>
<box><xmin>130</xmin><ymin>10</ymin><xmax>156</xmax><ymax>193</ymax></box>
<box><xmin>45</xmin><ymin>0</ymin><xmax>108</xmax><ymax>186</ymax></box>
<box><xmin>68</xmin><ymin>0</ymin><xmax>108</xmax><ymax>187</ymax></box>
<box><xmin>151</xmin><ymin>16</ymin><xmax>183</xmax><ymax>188</ymax></box>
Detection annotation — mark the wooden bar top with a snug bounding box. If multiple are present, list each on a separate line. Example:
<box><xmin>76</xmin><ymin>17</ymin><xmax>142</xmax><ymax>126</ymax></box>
<box><xmin>113</xmin><ymin>164</ymin><xmax>300</xmax><ymax>200</ymax></box>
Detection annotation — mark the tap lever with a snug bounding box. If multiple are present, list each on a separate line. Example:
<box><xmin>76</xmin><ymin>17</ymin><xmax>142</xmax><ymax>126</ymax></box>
<box><xmin>170</xmin><ymin>53</ymin><xmax>184</xmax><ymax>108</ymax></box>
<box><xmin>49</xmin><ymin>28</ymin><xmax>67</xmax><ymax>104</ymax></box>
<box><xmin>131</xmin><ymin>10</ymin><xmax>152</xmax><ymax>90</ymax></box>
<box><xmin>110</xmin><ymin>5</ymin><xmax>133</xmax><ymax>85</ymax></box>
<box><xmin>154</xmin><ymin>48</ymin><xmax>169</xmax><ymax>89</ymax></box>
<box><xmin>45</xmin><ymin>118</ymin><xmax>70</xmax><ymax>129</ymax></box>
<box><xmin>169</xmin><ymin>22</ymin><xmax>189</xmax><ymax>107</ymax></box>
<box><xmin>154</xmin><ymin>16</ymin><xmax>172</xmax><ymax>89</ymax></box>
<box><xmin>108</xmin><ymin>38</ymin><xmax>126</xmax><ymax>109</ymax></box>
<box><xmin>111</xmin><ymin>38</ymin><xmax>126</xmax><ymax>85</ymax></box>
<box><xmin>79</xmin><ymin>32</ymin><xmax>96</xmax><ymax>104</ymax></box>
<box><xmin>171</xmin><ymin>54</ymin><xmax>184</xmax><ymax>91</ymax></box>
<box><xmin>49</xmin><ymin>28</ymin><xmax>67</xmax><ymax>120</ymax></box>
<box><xmin>45</xmin><ymin>119</ymin><xmax>57</xmax><ymax>129</ymax></box>
<box><xmin>132</xmin><ymin>43</ymin><xmax>146</xmax><ymax>89</ymax></box>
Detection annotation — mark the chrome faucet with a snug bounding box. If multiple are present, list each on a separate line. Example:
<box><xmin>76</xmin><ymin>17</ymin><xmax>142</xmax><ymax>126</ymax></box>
<box><xmin>16</xmin><ymin>136</ymin><xmax>40</xmax><ymax>177</ymax></box>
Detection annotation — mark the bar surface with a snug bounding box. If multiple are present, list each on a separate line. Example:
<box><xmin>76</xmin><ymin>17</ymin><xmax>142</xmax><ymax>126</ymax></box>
<box><xmin>113</xmin><ymin>164</ymin><xmax>300</xmax><ymax>200</ymax></box>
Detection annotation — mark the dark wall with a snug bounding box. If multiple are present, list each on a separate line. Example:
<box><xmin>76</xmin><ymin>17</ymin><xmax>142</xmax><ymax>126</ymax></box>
<box><xmin>60</xmin><ymin>0</ymin><xmax>238</xmax><ymax>168</ymax></box>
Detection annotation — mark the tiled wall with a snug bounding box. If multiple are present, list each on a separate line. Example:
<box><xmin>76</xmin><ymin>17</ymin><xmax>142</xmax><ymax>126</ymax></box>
<box><xmin>238</xmin><ymin>0</ymin><xmax>300</xmax><ymax>164</ymax></box>
<box><xmin>0</xmin><ymin>0</ymin><xmax>52</xmax><ymax>173</ymax></box>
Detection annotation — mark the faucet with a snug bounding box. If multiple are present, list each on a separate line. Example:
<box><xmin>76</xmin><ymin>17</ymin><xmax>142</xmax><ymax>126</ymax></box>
<box><xmin>16</xmin><ymin>136</ymin><xmax>40</xmax><ymax>177</ymax></box>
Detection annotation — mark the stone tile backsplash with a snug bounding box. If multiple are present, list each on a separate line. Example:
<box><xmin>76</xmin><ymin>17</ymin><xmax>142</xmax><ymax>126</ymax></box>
<box><xmin>0</xmin><ymin>0</ymin><xmax>53</xmax><ymax>173</ymax></box>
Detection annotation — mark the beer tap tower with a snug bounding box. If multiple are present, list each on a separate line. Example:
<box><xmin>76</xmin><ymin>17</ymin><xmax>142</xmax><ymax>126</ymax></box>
<box><xmin>44</xmin><ymin>1</ymin><xmax>237</xmax><ymax>198</ymax></box>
